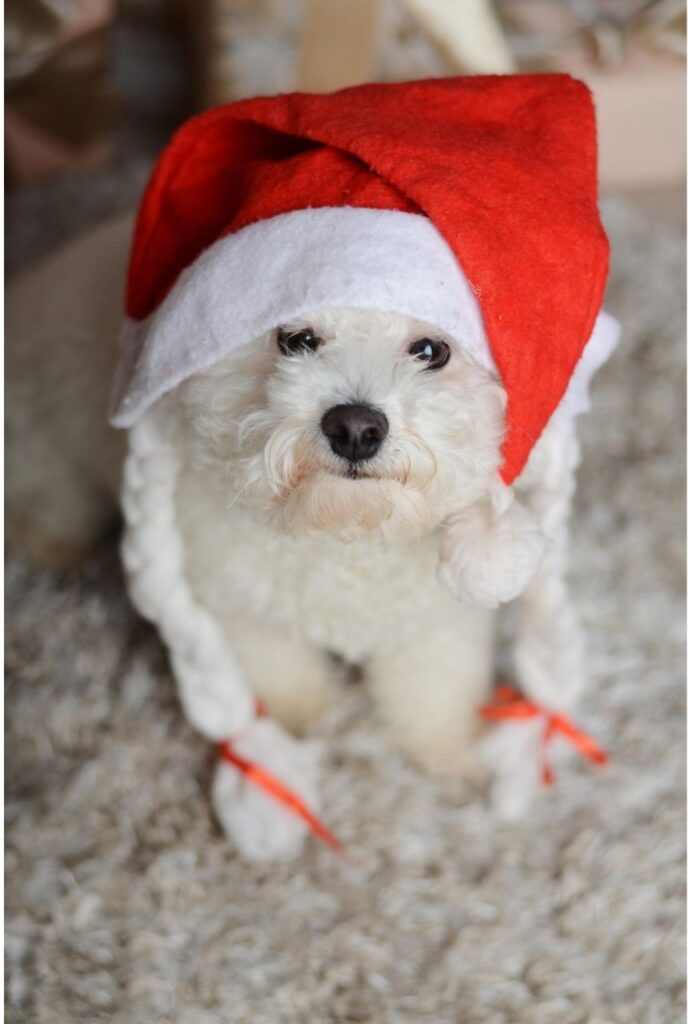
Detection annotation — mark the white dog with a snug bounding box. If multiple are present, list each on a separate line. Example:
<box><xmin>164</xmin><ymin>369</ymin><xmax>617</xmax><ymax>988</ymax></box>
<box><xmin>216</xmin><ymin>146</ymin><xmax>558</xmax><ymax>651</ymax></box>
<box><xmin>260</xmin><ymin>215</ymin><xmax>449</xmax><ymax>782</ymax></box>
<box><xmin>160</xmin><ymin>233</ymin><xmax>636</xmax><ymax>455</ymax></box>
<box><xmin>174</xmin><ymin>303</ymin><xmax>507</xmax><ymax>771</ymax></box>
<box><xmin>6</xmin><ymin>216</ymin><xmax>613</xmax><ymax>859</ymax></box>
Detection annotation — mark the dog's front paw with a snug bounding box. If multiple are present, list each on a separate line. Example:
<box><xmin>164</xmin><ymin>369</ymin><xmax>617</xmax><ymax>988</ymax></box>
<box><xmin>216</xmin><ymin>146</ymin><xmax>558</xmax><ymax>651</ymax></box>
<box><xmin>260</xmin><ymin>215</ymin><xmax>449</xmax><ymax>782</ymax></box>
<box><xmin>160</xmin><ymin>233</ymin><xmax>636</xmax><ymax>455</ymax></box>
<box><xmin>438</xmin><ymin>498</ymin><xmax>545</xmax><ymax>608</ymax></box>
<box><xmin>212</xmin><ymin>718</ymin><xmax>322</xmax><ymax>862</ymax></box>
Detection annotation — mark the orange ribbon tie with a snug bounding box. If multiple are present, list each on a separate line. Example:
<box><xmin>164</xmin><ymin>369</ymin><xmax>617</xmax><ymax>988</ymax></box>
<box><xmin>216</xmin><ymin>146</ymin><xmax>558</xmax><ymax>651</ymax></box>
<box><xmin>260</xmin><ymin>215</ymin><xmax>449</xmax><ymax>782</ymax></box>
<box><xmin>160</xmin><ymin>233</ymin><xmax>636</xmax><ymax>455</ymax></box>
<box><xmin>217</xmin><ymin>699</ymin><xmax>344</xmax><ymax>854</ymax></box>
<box><xmin>480</xmin><ymin>685</ymin><xmax>608</xmax><ymax>786</ymax></box>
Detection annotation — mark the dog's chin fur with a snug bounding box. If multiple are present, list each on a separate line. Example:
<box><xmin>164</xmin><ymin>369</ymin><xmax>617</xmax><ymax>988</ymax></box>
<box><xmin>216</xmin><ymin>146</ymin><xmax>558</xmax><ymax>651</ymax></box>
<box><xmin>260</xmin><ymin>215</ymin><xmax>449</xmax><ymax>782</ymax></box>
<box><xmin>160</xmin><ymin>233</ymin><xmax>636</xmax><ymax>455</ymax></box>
<box><xmin>279</xmin><ymin>473</ymin><xmax>434</xmax><ymax>541</ymax></box>
<box><xmin>177</xmin><ymin>308</ymin><xmax>506</xmax><ymax>542</ymax></box>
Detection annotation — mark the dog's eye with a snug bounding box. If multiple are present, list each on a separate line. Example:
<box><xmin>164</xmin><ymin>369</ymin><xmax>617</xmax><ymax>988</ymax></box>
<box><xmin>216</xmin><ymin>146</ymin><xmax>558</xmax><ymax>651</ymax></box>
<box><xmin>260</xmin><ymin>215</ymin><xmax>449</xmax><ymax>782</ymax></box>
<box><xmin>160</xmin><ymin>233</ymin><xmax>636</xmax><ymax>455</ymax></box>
<box><xmin>277</xmin><ymin>327</ymin><xmax>321</xmax><ymax>356</ymax></box>
<box><xmin>408</xmin><ymin>338</ymin><xmax>451</xmax><ymax>370</ymax></box>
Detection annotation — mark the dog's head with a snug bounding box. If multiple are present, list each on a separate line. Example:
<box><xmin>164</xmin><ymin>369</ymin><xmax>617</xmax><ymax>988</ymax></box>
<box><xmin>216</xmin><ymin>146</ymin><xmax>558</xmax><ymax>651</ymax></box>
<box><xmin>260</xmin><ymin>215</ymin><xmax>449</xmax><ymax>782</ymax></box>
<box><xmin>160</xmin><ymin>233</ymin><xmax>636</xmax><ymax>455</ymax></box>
<box><xmin>177</xmin><ymin>308</ymin><xmax>506</xmax><ymax>540</ymax></box>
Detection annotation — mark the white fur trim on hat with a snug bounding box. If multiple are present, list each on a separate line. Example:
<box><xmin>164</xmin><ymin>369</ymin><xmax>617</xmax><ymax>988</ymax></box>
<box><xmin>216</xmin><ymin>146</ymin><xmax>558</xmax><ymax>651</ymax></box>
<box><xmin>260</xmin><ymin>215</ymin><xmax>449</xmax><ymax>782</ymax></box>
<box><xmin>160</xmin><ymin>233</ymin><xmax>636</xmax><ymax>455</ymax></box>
<box><xmin>110</xmin><ymin>207</ymin><xmax>493</xmax><ymax>427</ymax></box>
<box><xmin>111</xmin><ymin>205</ymin><xmax>619</xmax><ymax>469</ymax></box>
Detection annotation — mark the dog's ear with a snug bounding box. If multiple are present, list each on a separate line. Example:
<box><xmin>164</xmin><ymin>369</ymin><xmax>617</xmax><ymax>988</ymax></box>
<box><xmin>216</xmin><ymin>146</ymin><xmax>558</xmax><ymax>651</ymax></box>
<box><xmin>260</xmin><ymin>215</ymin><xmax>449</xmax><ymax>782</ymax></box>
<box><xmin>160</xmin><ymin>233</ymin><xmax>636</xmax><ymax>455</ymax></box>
<box><xmin>437</xmin><ymin>483</ymin><xmax>545</xmax><ymax>609</ymax></box>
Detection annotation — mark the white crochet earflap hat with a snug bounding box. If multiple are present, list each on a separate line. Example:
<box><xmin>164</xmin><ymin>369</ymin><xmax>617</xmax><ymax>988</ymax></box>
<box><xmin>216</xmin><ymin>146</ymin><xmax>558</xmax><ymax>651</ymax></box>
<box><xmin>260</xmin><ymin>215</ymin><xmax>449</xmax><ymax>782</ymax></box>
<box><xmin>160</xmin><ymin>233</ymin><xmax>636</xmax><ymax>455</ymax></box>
<box><xmin>114</xmin><ymin>75</ymin><xmax>619</xmax><ymax>856</ymax></box>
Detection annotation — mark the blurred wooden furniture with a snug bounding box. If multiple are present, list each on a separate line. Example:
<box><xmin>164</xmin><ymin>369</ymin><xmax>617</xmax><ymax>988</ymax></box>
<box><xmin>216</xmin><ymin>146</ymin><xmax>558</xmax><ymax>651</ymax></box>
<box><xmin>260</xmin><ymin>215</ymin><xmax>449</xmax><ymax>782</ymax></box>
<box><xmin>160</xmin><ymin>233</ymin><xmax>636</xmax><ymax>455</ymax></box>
<box><xmin>297</xmin><ymin>0</ymin><xmax>385</xmax><ymax>92</ymax></box>
<box><xmin>400</xmin><ymin>0</ymin><xmax>515</xmax><ymax>74</ymax></box>
<box><xmin>297</xmin><ymin>0</ymin><xmax>514</xmax><ymax>92</ymax></box>
<box><xmin>184</xmin><ymin>0</ymin><xmax>685</xmax><ymax>187</ymax></box>
<box><xmin>5</xmin><ymin>0</ymin><xmax>116</xmax><ymax>183</ymax></box>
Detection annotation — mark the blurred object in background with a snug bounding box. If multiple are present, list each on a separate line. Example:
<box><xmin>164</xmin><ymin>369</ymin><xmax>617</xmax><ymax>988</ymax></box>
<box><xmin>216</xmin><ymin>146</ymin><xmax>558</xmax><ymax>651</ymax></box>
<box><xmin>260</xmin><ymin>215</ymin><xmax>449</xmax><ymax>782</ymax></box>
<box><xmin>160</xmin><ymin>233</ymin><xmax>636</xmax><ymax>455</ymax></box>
<box><xmin>179</xmin><ymin>0</ymin><xmax>519</xmax><ymax>105</ymax></box>
<box><xmin>182</xmin><ymin>0</ymin><xmax>685</xmax><ymax>188</ymax></box>
<box><xmin>4</xmin><ymin>0</ymin><xmax>685</xmax><ymax>196</ymax></box>
<box><xmin>297</xmin><ymin>0</ymin><xmax>387</xmax><ymax>93</ymax></box>
<box><xmin>500</xmin><ymin>0</ymin><xmax>686</xmax><ymax>67</ymax></box>
<box><xmin>4</xmin><ymin>0</ymin><xmax>191</xmax><ymax>275</ymax></box>
<box><xmin>391</xmin><ymin>0</ymin><xmax>516</xmax><ymax>74</ymax></box>
<box><xmin>499</xmin><ymin>0</ymin><xmax>687</xmax><ymax>187</ymax></box>
<box><xmin>4</xmin><ymin>0</ymin><xmax>191</xmax><ymax>190</ymax></box>
<box><xmin>5</xmin><ymin>0</ymin><xmax>118</xmax><ymax>184</ymax></box>
<box><xmin>112</xmin><ymin>0</ymin><xmax>191</xmax><ymax>151</ymax></box>
<box><xmin>297</xmin><ymin>0</ymin><xmax>516</xmax><ymax>94</ymax></box>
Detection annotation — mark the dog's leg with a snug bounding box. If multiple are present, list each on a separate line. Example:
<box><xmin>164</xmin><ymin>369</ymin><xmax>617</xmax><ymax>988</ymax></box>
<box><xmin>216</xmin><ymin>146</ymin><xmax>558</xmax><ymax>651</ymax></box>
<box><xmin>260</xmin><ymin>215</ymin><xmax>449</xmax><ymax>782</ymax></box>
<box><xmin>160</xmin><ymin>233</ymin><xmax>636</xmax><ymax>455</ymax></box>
<box><xmin>368</xmin><ymin>605</ymin><xmax>495</xmax><ymax>778</ymax></box>
<box><xmin>223</xmin><ymin>614</ymin><xmax>341</xmax><ymax>734</ymax></box>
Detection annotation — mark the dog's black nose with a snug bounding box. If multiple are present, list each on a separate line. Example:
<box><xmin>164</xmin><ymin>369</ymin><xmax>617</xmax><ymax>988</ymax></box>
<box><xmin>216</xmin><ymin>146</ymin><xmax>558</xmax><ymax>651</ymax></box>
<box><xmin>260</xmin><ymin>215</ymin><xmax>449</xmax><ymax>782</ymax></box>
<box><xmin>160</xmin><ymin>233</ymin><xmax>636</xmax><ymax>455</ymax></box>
<box><xmin>321</xmin><ymin>403</ymin><xmax>389</xmax><ymax>463</ymax></box>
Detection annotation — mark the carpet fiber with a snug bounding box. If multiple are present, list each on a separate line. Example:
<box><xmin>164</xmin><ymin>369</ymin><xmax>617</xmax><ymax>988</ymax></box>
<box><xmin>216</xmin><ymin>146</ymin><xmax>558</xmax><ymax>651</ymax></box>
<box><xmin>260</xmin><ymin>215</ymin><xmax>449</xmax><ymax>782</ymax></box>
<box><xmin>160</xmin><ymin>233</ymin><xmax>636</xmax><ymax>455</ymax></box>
<box><xmin>5</xmin><ymin>29</ymin><xmax>686</xmax><ymax>1008</ymax></box>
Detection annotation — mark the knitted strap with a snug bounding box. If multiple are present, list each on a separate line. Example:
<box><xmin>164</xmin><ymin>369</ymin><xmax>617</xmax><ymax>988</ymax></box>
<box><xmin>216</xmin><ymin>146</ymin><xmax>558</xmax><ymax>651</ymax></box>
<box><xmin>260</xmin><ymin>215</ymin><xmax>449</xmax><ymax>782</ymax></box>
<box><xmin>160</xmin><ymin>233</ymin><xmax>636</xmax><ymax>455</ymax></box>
<box><xmin>121</xmin><ymin>403</ymin><xmax>254</xmax><ymax>738</ymax></box>
<box><xmin>478</xmin><ymin>417</ymin><xmax>595</xmax><ymax>816</ymax></box>
<box><xmin>121</xmin><ymin>403</ymin><xmax>322</xmax><ymax>859</ymax></box>
<box><xmin>514</xmin><ymin>416</ymin><xmax>585</xmax><ymax>711</ymax></box>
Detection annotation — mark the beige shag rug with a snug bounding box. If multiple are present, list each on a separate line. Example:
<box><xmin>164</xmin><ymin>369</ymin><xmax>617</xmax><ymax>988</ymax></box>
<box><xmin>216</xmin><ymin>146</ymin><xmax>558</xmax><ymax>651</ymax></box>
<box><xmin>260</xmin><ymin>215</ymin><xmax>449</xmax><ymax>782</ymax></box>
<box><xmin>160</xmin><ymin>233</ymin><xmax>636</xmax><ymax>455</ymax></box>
<box><xmin>6</xmin><ymin>188</ymin><xmax>685</xmax><ymax>1023</ymax></box>
<box><xmin>5</xmin><ymin>10</ymin><xmax>686</xmax><ymax>1015</ymax></box>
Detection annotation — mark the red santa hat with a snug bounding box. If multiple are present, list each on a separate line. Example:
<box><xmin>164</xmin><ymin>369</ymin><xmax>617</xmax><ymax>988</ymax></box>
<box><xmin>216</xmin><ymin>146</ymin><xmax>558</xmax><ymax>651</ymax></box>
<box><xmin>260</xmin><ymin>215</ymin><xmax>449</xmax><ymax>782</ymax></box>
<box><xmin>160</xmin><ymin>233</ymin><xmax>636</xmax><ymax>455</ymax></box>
<box><xmin>111</xmin><ymin>73</ymin><xmax>617</xmax><ymax>485</ymax></box>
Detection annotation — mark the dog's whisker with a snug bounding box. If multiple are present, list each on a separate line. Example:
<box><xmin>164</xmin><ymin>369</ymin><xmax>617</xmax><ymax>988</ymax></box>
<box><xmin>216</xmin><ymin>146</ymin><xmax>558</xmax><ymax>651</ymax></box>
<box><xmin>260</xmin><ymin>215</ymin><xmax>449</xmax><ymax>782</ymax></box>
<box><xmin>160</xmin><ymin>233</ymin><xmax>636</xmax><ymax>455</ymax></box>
<box><xmin>225</xmin><ymin>479</ymin><xmax>253</xmax><ymax>511</ymax></box>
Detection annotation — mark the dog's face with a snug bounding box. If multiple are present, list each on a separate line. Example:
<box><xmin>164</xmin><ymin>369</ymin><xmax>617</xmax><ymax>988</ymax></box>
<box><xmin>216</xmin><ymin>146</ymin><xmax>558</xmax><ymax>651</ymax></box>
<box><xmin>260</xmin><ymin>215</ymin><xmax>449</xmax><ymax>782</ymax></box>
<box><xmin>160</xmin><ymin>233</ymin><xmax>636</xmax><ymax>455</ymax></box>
<box><xmin>178</xmin><ymin>308</ymin><xmax>505</xmax><ymax>540</ymax></box>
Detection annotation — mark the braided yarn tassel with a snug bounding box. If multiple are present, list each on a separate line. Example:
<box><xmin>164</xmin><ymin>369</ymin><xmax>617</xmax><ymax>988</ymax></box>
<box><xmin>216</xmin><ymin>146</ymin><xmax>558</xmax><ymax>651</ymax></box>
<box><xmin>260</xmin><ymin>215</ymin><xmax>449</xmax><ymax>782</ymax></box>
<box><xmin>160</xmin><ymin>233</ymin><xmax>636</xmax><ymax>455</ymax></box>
<box><xmin>121</xmin><ymin>401</ymin><xmax>322</xmax><ymax>861</ymax></box>
<box><xmin>478</xmin><ymin>417</ymin><xmax>594</xmax><ymax>817</ymax></box>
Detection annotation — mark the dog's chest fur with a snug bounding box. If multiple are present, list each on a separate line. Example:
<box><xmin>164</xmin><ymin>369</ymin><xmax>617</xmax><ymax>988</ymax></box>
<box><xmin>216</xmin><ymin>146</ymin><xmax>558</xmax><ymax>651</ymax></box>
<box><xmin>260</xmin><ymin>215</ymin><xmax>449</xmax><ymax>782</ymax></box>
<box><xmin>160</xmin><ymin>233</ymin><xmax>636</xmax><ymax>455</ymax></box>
<box><xmin>176</xmin><ymin>465</ymin><xmax>486</xmax><ymax>663</ymax></box>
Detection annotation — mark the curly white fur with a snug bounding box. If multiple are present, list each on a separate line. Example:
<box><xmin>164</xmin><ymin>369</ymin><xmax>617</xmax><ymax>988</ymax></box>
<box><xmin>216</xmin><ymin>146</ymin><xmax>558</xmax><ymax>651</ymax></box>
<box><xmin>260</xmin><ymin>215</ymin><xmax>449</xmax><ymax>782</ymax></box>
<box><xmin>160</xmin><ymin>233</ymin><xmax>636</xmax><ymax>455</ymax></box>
<box><xmin>178</xmin><ymin>308</ymin><xmax>507</xmax><ymax>542</ymax></box>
